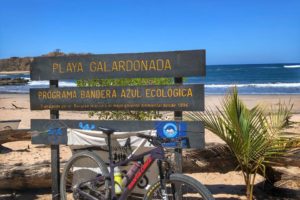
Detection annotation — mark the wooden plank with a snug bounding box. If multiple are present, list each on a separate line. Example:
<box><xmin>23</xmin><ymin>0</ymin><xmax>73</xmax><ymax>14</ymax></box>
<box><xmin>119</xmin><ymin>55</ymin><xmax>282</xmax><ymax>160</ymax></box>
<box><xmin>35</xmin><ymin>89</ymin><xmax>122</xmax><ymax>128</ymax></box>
<box><xmin>30</xmin><ymin>50</ymin><xmax>205</xmax><ymax>80</ymax></box>
<box><xmin>30</xmin><ymin>85</ymin><xmax>204</xmax><ymax>111</ymax></box>
<box><xmin>31</xmin><ymin>119</ymin><xmax>204</xmax><ymax>149</ymax></box>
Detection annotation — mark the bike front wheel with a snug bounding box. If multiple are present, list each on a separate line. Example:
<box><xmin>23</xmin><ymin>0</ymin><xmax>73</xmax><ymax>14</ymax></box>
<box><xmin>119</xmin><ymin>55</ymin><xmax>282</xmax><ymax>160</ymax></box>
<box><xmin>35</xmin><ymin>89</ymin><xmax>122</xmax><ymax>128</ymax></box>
<box><xmin>60</xmin><ymin>151</ymin><xmax>109</xmax><ymax>200</ymax></box>
<box><xmin>143</xmin><ymin>173</ymin><xmax>214</xmax><ymax>200</ymax></box>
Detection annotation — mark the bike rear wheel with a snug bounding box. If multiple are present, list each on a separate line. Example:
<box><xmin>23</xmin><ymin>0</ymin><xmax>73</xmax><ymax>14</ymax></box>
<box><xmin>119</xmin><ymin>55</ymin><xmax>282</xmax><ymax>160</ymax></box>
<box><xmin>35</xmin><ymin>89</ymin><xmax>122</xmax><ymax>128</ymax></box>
<box><xmin>60</xmin><ymin>151</ymin><xmax>109</xmax><ymax>200</ymax></box>
<box><xmin>144</xmin><ymin>173</ymin><xmax>214</xmax><ymax>200</ymax></box>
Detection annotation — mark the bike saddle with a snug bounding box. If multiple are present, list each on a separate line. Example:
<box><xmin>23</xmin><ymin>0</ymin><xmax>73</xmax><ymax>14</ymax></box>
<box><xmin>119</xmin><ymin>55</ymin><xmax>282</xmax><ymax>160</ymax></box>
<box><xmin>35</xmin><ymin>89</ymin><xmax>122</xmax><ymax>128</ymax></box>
<box><xmin>98</xmin><ymin>126</ymin><xmax>116</xmax><ymax>135</ymax></box>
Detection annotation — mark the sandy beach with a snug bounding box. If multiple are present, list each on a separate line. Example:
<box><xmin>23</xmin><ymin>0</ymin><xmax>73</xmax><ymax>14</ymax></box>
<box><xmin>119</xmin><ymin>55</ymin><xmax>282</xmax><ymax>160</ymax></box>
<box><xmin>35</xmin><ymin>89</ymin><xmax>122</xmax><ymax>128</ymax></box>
<box><xmin>0</xmin><ymin>71</ymin><xmax>30</xmax><ymax>75</ymax></box>
<box><xmin>1</xmin><ymin>0</ymin><xmax>299</xmax><ymax>199</ymax></box>
<box><xmin>1</xmin><ymin>93</ymin><xmax>300</xmax><ymax>129</ymax></box>
<box><xmin>0</xmin><ymin>93</ymin><xmax>300</xmax><ymax>199</ymax></box>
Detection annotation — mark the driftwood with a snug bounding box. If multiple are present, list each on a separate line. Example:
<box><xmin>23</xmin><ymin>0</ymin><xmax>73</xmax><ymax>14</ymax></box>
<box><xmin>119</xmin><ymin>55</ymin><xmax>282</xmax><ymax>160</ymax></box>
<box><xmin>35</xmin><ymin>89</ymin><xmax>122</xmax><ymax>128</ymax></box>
<box><xmin>0</xmin><ymin>129</ymin><xmax>31</xmax><ymax>145</ymax></box>
<box><xmin>0</xmin><ymin>162</ymin><xmax>52</xmax><ymax>189</ymax></box>
<box><xmin>11</xmin><ymin>103</ymin><xmax>26</xmax><ymax>109</ymax></box>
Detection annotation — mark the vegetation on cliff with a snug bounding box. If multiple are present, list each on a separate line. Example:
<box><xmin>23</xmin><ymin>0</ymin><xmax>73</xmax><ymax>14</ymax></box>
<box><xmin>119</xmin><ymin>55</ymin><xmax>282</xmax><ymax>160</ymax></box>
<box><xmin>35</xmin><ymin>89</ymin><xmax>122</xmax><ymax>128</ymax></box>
<box><xmin>0</xmin><ymin>57</ymin><xmax>32</xmax><ymax>72</ymax></box>
<box><xmin>0</xmin><ymin>50</ymin><xmax>91</xmax><ymax>72</ymax></box>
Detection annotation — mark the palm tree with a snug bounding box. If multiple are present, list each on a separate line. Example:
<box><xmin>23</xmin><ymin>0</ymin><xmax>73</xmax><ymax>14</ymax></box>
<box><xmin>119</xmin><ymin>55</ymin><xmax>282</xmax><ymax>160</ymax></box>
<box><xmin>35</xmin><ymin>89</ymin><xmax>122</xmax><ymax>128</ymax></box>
<box><xmin>185</xmin><ymin>88</ymin><xmax>299</xmax><ymax>200</ymax></box>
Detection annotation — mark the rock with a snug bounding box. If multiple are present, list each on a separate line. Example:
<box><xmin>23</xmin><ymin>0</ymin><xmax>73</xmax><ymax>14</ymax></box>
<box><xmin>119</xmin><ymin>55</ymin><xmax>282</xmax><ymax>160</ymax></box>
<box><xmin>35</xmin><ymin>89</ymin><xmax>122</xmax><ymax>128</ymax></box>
<box><xmin>0</xmin><ymin>78</ymin><xmax>29</xmax><ymax>86</ymax></box>
<box><xmin>0</xmin><ymin>57</ymin><xmax>32</xmax><ymax>72</ymax></box>
<box><xmin>0</xmin><ymin>51</ymin><xmax>92</xmax><ymax>73</ymax></box>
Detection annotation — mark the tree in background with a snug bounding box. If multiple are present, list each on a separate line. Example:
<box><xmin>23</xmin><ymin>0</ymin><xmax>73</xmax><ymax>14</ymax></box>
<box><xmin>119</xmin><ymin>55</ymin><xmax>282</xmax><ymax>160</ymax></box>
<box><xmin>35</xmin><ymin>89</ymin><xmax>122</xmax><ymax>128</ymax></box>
<box><xmin>185</xmin><ymin>87</ymin><xmax>300</xmax><ymax>200</ymax></box>
<box><xmin>77</xmin><ymin>78</ymin><xmax>173</xmax><ymax>120</ymax></box>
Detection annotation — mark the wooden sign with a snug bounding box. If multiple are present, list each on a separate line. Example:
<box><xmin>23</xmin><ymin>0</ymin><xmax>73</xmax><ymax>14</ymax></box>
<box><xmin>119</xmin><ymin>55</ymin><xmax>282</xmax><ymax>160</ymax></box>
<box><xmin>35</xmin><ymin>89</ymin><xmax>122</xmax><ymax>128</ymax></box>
<box><xmin>30</xmin><ymin>85</ymin><xmax>204</xmax><ymax>111</ymax></box>
<box><xmin>31</xmin><ymin>119</ymin><xmax>204</xmax><ymax>149</ymax></box>
<box><xmin>30</xmin><ymin>50</ymin><xmax>205</xmax><ymax>80</ymax></box>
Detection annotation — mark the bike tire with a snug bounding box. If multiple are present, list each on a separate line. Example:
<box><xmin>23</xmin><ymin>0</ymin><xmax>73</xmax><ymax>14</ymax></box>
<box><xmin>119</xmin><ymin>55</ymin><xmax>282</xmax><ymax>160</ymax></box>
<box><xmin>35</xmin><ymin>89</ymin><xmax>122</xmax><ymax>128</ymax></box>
<box><xmin>143</xmin><ymin>173</ymin><xmax>214</xmax><ymax>200</ymax></box>
<box><xmin>60</xmin><ymin>151</ymin><xmax>110</xmax><ymax>200</ymax></box>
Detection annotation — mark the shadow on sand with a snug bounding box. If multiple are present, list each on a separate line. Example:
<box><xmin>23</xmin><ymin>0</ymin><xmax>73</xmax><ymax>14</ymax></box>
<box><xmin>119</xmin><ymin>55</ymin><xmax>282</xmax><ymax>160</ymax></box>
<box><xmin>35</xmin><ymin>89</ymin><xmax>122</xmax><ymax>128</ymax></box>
<box><xmin>206</xmin><ymin>182</ymin><xmax>300</xmax><ymax>200</ymax></box>
<box><xmin>0</xmin><ymin>189</ymin><xmax>50</xmax><ymax>200</ymax></box>
<box><xmin>0</xmin><ymin>183</ymin><xmax>299</xmax><ymax>200</ymax></box>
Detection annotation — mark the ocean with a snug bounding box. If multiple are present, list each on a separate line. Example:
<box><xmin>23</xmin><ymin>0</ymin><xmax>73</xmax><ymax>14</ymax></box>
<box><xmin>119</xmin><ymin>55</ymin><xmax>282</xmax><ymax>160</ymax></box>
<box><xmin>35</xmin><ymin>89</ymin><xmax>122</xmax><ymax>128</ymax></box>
<box><xmin>0</xmin><ymin>63</ymin><xmax>299</xmax><ymax>94</ymax></box>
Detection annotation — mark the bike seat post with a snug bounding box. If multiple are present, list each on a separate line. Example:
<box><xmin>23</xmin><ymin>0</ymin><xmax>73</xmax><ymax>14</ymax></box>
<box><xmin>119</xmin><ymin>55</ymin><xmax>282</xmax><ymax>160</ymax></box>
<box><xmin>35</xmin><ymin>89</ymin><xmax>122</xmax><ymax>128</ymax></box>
<box><xmin>106</xmin><ymin>133</ymin><xmax>113</xmax><ymax>163</ymax></box>
<box><xmin>102</xmin><ymin>129</ymin><xmax>117</xmax><ymax>199</ymax></box>
<box><xmin>99</xmin><ymin>127</ymin><xmax>115</xmax><ymax>163</ymax></box>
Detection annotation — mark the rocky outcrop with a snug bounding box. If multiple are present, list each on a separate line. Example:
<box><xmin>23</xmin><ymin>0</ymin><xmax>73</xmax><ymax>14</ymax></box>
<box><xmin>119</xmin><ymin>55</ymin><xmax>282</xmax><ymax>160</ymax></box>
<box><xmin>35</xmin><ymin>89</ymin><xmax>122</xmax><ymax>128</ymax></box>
<box><xmin>0</xmin><ymin>57</ymin><xmax>32</xmax><ymax>72</ymax></box>
<box><xmin>0</xmin><ymin>51</ymin><xmax>92</xmax><ymax>72</ymax></box>
<box><xmin>0</xmin><ymin>51</ymin><xmax>64</xmax><ymax>72</ymax></box>
<box><xmin>0</xmin><ymin>78</ymin><xmax>29</xmax><ymax>85</ymax></box>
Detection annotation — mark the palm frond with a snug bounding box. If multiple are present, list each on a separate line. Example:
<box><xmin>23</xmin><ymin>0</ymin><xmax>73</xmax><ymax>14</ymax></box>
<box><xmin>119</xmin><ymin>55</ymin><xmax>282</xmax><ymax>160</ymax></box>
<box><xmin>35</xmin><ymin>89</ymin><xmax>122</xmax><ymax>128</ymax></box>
<box><xmin>185</xmin><ymin>87</ymin><xmax>299</xmax><ymax>199</ymax></box>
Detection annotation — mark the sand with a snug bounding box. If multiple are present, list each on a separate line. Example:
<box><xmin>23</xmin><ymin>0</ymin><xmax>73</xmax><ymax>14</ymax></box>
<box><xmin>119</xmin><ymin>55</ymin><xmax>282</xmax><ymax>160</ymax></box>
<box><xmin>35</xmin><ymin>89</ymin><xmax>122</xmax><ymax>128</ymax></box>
<box><xmin>0</xmin><ymin>71</ymin><xmax>30</xmax><ymax>75</ymax></box>
<box><xmin>2</xmin><ymin>93</ymin><xmax>300</xmax><ymax>129</ymax></box>
<box><xmin>0</xmin><ymin>93</ymin><xmax>300</xmax><ymax>199</ymax></box>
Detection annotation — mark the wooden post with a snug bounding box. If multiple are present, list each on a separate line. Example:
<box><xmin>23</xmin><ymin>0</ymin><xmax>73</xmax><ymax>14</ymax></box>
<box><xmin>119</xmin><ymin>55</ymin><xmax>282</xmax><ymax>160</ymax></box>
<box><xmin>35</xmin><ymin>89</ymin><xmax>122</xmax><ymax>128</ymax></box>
<box><xmin>174</xmin><ymin>77</ymin><xmax>183</xmax><ymax>173</ymax></box>
<box><xmin>50</xmin><ymin>80</ymin><xmax>60</xmax><ymax>200</ymax></box>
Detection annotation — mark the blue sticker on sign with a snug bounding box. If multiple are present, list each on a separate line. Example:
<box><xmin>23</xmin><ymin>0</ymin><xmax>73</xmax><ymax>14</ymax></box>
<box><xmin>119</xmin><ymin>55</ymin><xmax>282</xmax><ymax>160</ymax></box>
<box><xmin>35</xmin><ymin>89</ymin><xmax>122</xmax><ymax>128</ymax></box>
<box><xmin>79</xmin><ymin>122</ymin><xmax>96</xmax><ymax>130</ymax></box>
<box><xmin>155</xmin><ymin>122</ymin><xmax>187</xmax><ymax>148</ymax></box>
<box><xmin>48</xmin><ymin>128</ymin><xmax>63</xmax><ymax>136</ymax></box>
<box><xmin>47</xmin><ymin>127</ymin><xmax>63</xmax><ymax>144</ymax></box>
<box><xmin>162</xmin><ymin>123</ymin><xmax>179</xmax><ymax>138</ymax></box>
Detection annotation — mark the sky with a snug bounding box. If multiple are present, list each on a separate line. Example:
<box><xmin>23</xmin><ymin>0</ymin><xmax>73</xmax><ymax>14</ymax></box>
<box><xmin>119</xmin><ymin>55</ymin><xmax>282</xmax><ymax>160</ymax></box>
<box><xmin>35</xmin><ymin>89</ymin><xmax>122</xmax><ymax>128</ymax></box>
<box><xmin>0</xmin><ymin>0</ymin><xmax>299</xmax><ymax>65</ymax></box>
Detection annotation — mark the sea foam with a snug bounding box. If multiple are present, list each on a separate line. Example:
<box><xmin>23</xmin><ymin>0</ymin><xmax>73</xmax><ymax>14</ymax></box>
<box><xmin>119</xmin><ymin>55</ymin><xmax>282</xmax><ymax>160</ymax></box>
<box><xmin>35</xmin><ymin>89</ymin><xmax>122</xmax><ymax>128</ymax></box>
<box><xmin>284</xmin><ymin>65</ymin><xmax>300</xmax><ymax>68</ymax></box>
<box><xmin>28</xmin><ymin>80</ymin><xmax>77</xmax><ymax>87</ymax></box>
<box><xmin>205</xmin><ymin>83</ymin><xmax>300</xmax><ymax>88</ymax></box>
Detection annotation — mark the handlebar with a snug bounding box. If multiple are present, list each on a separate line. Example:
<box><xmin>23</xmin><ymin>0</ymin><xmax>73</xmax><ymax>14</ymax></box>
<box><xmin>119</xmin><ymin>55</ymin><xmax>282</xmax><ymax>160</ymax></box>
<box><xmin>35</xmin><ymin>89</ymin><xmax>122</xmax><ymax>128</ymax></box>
<box><xmin>136</xmin><ymin>133</ymin><xmax>189</xmax><ymax>148</ymax></box>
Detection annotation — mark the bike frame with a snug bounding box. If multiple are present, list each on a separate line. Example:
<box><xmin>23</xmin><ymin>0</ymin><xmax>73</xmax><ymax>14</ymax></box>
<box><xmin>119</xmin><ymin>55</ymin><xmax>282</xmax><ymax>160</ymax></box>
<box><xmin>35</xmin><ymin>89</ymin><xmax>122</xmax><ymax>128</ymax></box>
<box><xmin>77</xmin><ymin>133</ymin><xmax>166</xmax><ymax>200</ymax></box>
<box><xmin>110</xmin><ymin>146</ymin><xmax>165</xmax><ymax>200</ymax></box>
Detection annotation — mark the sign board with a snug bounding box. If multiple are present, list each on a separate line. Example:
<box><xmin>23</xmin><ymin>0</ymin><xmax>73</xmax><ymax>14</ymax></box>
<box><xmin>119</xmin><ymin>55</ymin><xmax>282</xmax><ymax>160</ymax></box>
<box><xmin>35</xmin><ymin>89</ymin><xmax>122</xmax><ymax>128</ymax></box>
<box><xmin>31</xmin><ymin>119</ymin><xmax>204</xmax><ymax>149</ymax></box>
<box><xmin>30</xmin><ymin>50</ymin><xmax>205</xmax><ymax>80</ymax></box>
<box><xmin>30</xmin><ymin>85</ymin><xmax>204</xmax><ymax>111</ymax></box>
<box><xmin>30</xmin><ymin>49</ymin><xmax>206</xmax><ymax>199</ymax></box>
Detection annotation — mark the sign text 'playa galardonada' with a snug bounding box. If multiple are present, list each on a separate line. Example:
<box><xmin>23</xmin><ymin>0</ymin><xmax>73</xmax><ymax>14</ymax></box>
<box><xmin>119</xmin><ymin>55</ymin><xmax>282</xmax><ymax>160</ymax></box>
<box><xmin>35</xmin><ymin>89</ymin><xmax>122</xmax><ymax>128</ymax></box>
<box><xmin>30</xmin><ymin>50</ymin><xmax>205</xmax><ymax>80</ymax></box>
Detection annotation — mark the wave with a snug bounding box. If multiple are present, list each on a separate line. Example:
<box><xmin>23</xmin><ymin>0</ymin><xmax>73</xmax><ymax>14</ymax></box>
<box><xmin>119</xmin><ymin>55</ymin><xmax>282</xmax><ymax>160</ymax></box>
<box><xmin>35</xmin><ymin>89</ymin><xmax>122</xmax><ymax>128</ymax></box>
<box><xmin>284</xmin><ymin>65</ymin><xmax>300</xmax><ymax>68</ymax></box>
<box><xmin>205</xmin><ymin>83</ymin><xmax>300</xmax><ymax>88</ymax></box>
<box><xmin>28</xmin><ymin>81</ymin><xmax>49</xmax><ymax>86</ymax></box>
<box><xmin>59</xmin><ymin>81</ymin><xmax>77</xmax><ymax>87</ymax></box>
<box><xmin>28</xmin><ymin>80</ymin><xmax>77</xmax><ymax>87</ymax></box>
<box><xmin>261</xmin><ymin>66</ymin><xmax>280</xmax><ymax>69</ymax></box>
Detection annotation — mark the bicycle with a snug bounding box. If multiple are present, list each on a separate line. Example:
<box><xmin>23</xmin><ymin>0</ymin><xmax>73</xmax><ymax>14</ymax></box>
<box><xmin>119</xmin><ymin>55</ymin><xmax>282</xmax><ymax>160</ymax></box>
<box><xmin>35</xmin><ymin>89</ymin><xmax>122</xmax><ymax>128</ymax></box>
<box><xmin>60</xmin><ymin>127</ymin><xmax>214</xmax><ymax>200</ymax></box>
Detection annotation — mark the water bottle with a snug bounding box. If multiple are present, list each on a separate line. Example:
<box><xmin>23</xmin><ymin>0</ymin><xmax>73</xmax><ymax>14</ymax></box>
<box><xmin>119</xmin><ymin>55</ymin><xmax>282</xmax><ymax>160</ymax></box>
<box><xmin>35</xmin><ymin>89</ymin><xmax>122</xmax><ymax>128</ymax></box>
<box><xmin>122</xmin><ymin>161</ymin><xmax>141</xmax><ymax>186</ymax></box>
<box><xmin>114</xmin><ymin>167</ymin><xmax>123</xmax><ymax>195</ymax></box>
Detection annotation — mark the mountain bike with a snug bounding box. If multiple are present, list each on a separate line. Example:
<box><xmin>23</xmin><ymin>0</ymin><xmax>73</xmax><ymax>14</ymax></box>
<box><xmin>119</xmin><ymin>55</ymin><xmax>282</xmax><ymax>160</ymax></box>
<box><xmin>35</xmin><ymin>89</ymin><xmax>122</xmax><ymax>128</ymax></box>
<box><xmin>60</xmin><ymin>127</ymin><xmax>214</xmax><ymax>200</ymax></box>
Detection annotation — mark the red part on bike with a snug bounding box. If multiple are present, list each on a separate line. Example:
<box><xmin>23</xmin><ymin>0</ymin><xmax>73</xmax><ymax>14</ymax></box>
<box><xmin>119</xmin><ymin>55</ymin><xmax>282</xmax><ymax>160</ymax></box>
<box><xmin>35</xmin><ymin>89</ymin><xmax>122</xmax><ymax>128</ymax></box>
<box><xmin>127</xmin><ymin>156</ymin><xmax>154</xmax><ymax>190</ymax></box>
